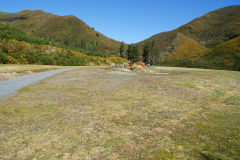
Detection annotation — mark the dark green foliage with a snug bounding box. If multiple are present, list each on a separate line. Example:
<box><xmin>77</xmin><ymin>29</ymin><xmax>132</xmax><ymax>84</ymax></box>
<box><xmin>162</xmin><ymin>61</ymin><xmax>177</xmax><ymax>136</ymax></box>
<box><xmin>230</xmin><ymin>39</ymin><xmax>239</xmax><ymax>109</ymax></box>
<box><xmin>132</xmin><ymin>45</ymin><xmax>140</xmax><ymax>62</ymax></box>
<box><xmin>151</xmin><ymin>47</ymin><xmax>160</xmax><ymax>66</ymax></box>
<box><xmin>0</xmin><ymin>23</ymin><xmax>51</xmax><ymax>45</ymax></box>
<box><xmin>143</xmin><ymin>41</ymin><xmax>151</xmax><ymax>64</ymax></box>
<box><xmin>63</xmin><ymin>35</ymin><xmax>70</xmax><ymax>46</ymax></box>
<box><xmin>76</xmin><ymin>40</ymin><xmax>99</xmax><ymax>51</ymax></box>
<box><xmin>143</xmin><ymin>40</ymin><xmax>161</xmax><ymax>65</ymax></box>
<box><xmin>81</xmin><ymin>50</ymin><xmax>112</xmax><ymax>58</ymax></box>
<box><xmin>120</xmin><ymin>41</ymin><xmax>125</xmax><ymax>58</ymax></box>
<box><xmin>127</xmin><ymin>44</ymin><xmax>133</xmax><ymax>61</ymax></box>
<box><xmin>0</xmin><ymin>51</ymin><xmax>8</xmax><ymax>64</ymax></box>
<box><xmin>205</xmin><ymin>41</ymin><xmax>224</xmax><ymax>49</ymax></box>
<box><xmin>127</xmin><ymin>44</ymin><xmax>140</xmax><ymax>62</ymax></box>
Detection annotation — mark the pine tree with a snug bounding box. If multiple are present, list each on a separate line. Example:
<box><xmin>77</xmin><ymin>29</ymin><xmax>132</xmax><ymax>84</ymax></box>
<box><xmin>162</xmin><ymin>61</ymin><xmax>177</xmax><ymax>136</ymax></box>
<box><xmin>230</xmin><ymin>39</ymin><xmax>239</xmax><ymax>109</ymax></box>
<box><xmin>151</xmin><ymin>47</ymin><xmax>160</xmax><ymax>66</ymax></box>
<box><xmin>120</xmin><ymin>41</ymin><xmax>125</xmax><ymax>58</ymax></box>
<box><xmin>132</xmin><ymin>45</ymin><xmax>140</xmax><ymax>62</ymax></box>
<box><xmin>143</xmin><ymin>40</ymin><xmax>159</xmax><ymax>65</ymax></box>
<box><xmin>143</xmin><ymin>41</ymin><xmax>151</xmax><ymax>64</ymax></box>
<box><xmin>127</xmin><ymin>44</ymin><xmax>133</xmax><ymax>61</ymax></box>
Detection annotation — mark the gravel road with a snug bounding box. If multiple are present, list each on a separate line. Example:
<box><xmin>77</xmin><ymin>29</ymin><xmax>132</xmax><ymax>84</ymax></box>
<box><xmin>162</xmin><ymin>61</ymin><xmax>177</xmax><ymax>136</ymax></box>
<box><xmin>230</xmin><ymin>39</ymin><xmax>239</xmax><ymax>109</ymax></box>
<box><xmin>0</xmin><ymin>68</ymin><xmax>75</xmax><ymax>100</ymax></box>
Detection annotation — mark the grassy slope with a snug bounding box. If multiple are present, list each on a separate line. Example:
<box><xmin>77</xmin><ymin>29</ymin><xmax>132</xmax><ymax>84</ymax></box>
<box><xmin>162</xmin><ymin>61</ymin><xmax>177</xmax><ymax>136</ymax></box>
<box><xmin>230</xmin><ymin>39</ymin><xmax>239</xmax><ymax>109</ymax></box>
<box><xmin>0</xmin><ymin>22</ymin><xmax>127</xmax><ymax>66</ymax></box>
<box><xmin>0</xmin><ymin>10</ymin><xmax>121</xmax><ymax>54</ymax></box>
<box><xmin>201</xmin><ymin>35</ymin><xmax>240</xmax><ymax>70</ymax></box>
<box><xmin>0</xmin><ymin>38</ymin><xmax>127</xmax><ymax>66</ymax></box>
<box><xmin>177</xmin><ymin>5</ymin><xmax>240</xmax><ymax>42</ymax></box>
<box><xmin>0</xmin><ymin>66</ymin><xmax>239</xmax><ymax>159</ymax></box>
<box><xmin>137</xmin><ymin>5</ymin><xmax>240</xmax><ymax>53</ymax></box>
<box><xmin>161</xmin><ymin>36</ymin><xmax>240</xmax><ymax>71</ymax></box>
<box><xmin>167</xmin><ymin>33</ymin><xmax>209</xmax><ymax>59</ymax></box>
<box><xmin>137</xmin><ymin>5</ymin><xmax>240</xmax><ymax>70</ymax></box>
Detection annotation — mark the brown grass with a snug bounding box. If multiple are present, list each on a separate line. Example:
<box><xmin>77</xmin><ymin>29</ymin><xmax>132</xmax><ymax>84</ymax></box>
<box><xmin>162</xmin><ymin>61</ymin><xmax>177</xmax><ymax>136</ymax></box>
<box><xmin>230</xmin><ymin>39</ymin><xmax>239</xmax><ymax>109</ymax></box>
<box><xmin>0</xmin><ymin>66</ymin><xmax>240</xmax><ymax>159</ymax></box>
<box><xmin>0</xmin><ymin>64</ymin><xmax>72</xmax><ymax>81</ymax></box>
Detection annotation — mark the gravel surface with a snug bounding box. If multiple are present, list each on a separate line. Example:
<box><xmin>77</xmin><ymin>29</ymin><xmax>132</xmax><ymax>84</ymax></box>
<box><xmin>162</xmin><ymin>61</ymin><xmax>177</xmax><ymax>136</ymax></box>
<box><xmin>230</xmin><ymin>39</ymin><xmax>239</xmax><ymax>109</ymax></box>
<box><xmin>0</xmin><ymin>68</ymin><xmax>75</xmax><ymax>100</ymax></box>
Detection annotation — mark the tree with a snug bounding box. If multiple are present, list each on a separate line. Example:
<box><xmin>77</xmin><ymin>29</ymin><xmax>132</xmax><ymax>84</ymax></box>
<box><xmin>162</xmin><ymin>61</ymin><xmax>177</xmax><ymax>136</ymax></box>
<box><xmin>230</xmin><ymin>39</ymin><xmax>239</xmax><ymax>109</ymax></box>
<box><xmin>143</xmin><ymin>41</ymin><xmax>151</xmax><ymax>64</ymax></box>
<box><xmin>127</xmin><ymin>44</ymin><xmax>133</xmax><ymax>61</ymax></box>
<box><xmin>143</xmin><ymin>40</ymin><xmax>160</xmax><ymax>65</ymax></box>
<box><xmin>151</xmin><ymin>47</ymin><xmax>160</xmax><ymax>66</ymax></box>
<box><xmin>120</xmin><ymin>41</ymin><xmax>125</xmax><ymax>58</ymax></box>
<box><xmin>127</xmin><ymin>45</ymin><xmax>140</xmax><ymax>62</ymax></box>
<box><xmin>63</xmin><ymin>35</ymin><xmax>70</xmax><ymax>46</ymax></box>
<box><xmin>132</xmin><ymin>45</ymin><xmax>140</xmax><ymax>62</ymax></box>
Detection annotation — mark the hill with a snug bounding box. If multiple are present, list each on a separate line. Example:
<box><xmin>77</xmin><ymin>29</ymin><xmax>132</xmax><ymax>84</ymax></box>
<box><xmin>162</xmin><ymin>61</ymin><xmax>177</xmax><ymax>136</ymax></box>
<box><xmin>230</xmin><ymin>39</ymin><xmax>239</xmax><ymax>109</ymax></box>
<box><xmin>137</xmin><ymin>5</ymin><xmax>240</xmax><ymax>70</ymax></box>
<box><xmin>161</xmin><ymin>35</ymin><xmax>240</xmax><ymax>71</ymax></box>
<box><xmin>138</xmin><ymin>5</ymin><xmax>240</xmax><ymax>54</ymax></box>
<box><xmin>0</xmin><ymin>23</ymin><xmax>127</xmax><ymax>65</ymax></box>
<box><xmin>0</xmin><ymin>10</ymin><xmax>122</xmax><ymax>54</ymax></box>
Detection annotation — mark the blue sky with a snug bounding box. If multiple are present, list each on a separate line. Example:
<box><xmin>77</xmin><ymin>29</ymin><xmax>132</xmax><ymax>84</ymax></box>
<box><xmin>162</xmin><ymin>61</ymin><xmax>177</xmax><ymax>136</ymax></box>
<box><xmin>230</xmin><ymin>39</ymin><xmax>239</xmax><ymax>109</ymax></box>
<box><xmin>1</xmin><ymin>0</ymin><xmax>239</xmax><ymax>43</ymax></box>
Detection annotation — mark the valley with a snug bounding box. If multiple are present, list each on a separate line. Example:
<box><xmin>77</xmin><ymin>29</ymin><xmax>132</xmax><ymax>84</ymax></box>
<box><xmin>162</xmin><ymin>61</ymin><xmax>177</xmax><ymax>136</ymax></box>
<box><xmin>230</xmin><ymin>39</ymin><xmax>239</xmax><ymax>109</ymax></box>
<box><xmin>0</xmin><ymin>3</ymin><xmax>240</xmax><ymax>160</ymax></box>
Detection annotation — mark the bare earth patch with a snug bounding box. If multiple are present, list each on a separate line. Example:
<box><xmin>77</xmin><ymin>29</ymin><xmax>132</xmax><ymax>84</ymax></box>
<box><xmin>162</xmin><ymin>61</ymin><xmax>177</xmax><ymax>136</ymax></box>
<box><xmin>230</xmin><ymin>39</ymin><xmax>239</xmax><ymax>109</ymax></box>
<box><xmin>0</xmin><ymin>66</ymin><xmax>240</xmax><ymax>159</ymax></box>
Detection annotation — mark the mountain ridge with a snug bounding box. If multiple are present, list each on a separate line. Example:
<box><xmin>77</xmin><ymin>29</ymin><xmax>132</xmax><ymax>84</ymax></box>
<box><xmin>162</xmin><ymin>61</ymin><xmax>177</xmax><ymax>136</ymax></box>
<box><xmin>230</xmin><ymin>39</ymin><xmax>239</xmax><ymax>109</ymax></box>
<box><xmin>137</xmin><ymin>5</ymin><xmax>240</xmax><ymax>55</ymax></box>
<box><xmin>0</xmin><ymin>10</ymin><xmax>122</xmax><ymax>54</ymax></box>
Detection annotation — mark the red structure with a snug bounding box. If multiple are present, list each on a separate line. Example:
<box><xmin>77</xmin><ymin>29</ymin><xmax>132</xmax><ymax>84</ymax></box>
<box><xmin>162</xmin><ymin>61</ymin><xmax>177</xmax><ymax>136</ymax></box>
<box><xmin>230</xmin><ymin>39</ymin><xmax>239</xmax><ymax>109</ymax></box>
<box><xmin>138</xmin><ymin>62</ymin><xmax>145</xmax><ymax>67</ymax></box>
<box><xmin>128</xmin><ymin>62</ymin><xmax>134</xmax><ymax>67</ymax></box>
<box><xmin>128</xmin><ymin>62</ymin><xmax>145</xmax><ymax>67</ymax></box>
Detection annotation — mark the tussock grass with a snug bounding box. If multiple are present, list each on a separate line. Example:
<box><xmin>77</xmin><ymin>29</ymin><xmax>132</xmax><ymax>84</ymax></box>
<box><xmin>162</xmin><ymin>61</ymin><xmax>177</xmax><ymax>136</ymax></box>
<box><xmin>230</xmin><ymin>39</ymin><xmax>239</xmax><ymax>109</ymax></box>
<box><xmin>0</xmin><ymin>66</ymin><xmax>240</xmax><ymax>159</ymax></box>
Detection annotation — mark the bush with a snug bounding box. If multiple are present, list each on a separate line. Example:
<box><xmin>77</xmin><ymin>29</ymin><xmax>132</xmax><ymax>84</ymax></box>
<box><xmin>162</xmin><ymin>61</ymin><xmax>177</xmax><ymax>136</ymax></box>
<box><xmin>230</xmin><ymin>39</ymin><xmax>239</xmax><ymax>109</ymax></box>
<box><xmin>0</xmin><ymin>51</ymin><xmax>8</xmax><ymax>64</ymax></box>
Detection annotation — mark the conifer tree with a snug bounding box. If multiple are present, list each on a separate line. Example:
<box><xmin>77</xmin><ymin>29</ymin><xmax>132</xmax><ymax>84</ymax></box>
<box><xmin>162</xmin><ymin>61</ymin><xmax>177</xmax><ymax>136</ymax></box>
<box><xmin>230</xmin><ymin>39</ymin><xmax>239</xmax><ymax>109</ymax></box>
<box><xmin>132</xmin><ymin>45</ymin><xmax>140</xmax><ymax>62</ymax></box>
<box><xmin>143</xmin><ymin>41</ymin><xmax>151</xmax><ymax>64</ymax></box>
<box><xmin>120</xmin><ymin>41</ymin><xmax>125</xmax><ymax>58</ymax></box>
<box><xmin>127</xmin><ymin>44</ymin><xmax>133</xmax><ymax>61</ymax></box>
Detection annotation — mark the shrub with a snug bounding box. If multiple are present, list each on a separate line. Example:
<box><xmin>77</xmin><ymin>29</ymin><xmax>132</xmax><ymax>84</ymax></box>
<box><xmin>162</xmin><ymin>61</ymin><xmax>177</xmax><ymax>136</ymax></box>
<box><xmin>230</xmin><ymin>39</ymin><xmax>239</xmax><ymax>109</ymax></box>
<box><xmin>0</xmin><ymin>51</ymin><xmax>8</xmax><ymax>64</ymax></box>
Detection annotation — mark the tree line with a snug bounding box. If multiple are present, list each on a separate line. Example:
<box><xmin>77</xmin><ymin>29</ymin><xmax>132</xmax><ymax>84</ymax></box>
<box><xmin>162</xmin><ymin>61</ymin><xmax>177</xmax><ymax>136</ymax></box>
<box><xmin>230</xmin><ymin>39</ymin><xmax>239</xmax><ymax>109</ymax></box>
<box><xmin>119</xmin><ymin>40</ymin><xmax>161</xmax><ymax>65</ymax></box>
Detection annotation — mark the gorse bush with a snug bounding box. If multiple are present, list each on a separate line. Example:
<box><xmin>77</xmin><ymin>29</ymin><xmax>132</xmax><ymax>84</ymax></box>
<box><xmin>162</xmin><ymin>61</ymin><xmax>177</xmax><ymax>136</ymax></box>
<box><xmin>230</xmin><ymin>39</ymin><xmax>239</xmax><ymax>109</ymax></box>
<box><xmin>0</xmin><ymin>23</ymin><xmax>114</xmax><ymax>58</ymax></box>
<box><xmin>0</xmin><ymin>23</ymin><xmax>127</xmax><ymax>66</ymax></box>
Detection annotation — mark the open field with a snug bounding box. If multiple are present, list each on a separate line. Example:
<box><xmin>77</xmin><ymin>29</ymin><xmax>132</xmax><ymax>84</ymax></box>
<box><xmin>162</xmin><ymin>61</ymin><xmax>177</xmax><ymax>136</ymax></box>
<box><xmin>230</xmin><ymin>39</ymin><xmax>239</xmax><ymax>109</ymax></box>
<box><xmin>0</xmin><ymin>64</ymin><xmax>72</xmax><ymax>81</ymax></box>
<box><xmin>0</xmin><ymin>66</ymin><xmax>240</xmax><ymax>159</ymax></box>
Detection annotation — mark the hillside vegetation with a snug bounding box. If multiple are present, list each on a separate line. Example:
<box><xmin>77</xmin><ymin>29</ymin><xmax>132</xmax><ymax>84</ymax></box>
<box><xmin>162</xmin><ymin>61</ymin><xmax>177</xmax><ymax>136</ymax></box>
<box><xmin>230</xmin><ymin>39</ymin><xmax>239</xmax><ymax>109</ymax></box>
<box><xmin>138</xmin><ymin>5</ymin><xmax>240</xmax><ymax>53</ymax></box>
<box><xmin>169</xmin><ymin>33</ymin><xmax>209</xmax><ymax>59</ymax></box>
<box><xmin>161</xmin><ymin>36</ymin><xmax>240</xmax><ymax>71</ymax></box>
<box><xmin>137</xmin><ymin>5</ymin><xmax>240</xmax><ymax>71</ymax></box>
<box><xmin>0</xmin><ymin>23</ymin><xmax>127</xmax><ymax>65</ymax></box>
<box><xmin>1</xmin><ymin>6</ymin><xmax>240</xmax><ymax>70</ymax></box>
<box><xmin>0</xmin><ymin>10</ymin><xmax>122</xmax><ymax>54</ymax></box>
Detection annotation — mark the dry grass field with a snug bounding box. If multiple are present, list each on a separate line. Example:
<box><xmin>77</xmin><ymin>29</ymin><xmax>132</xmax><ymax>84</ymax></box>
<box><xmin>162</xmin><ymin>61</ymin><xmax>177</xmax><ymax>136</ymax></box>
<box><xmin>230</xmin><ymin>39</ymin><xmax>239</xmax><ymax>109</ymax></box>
<box><xmin>0</xmin><ymin>66</ymin><xmax>239</xmax><ymax>159</ymax></box>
